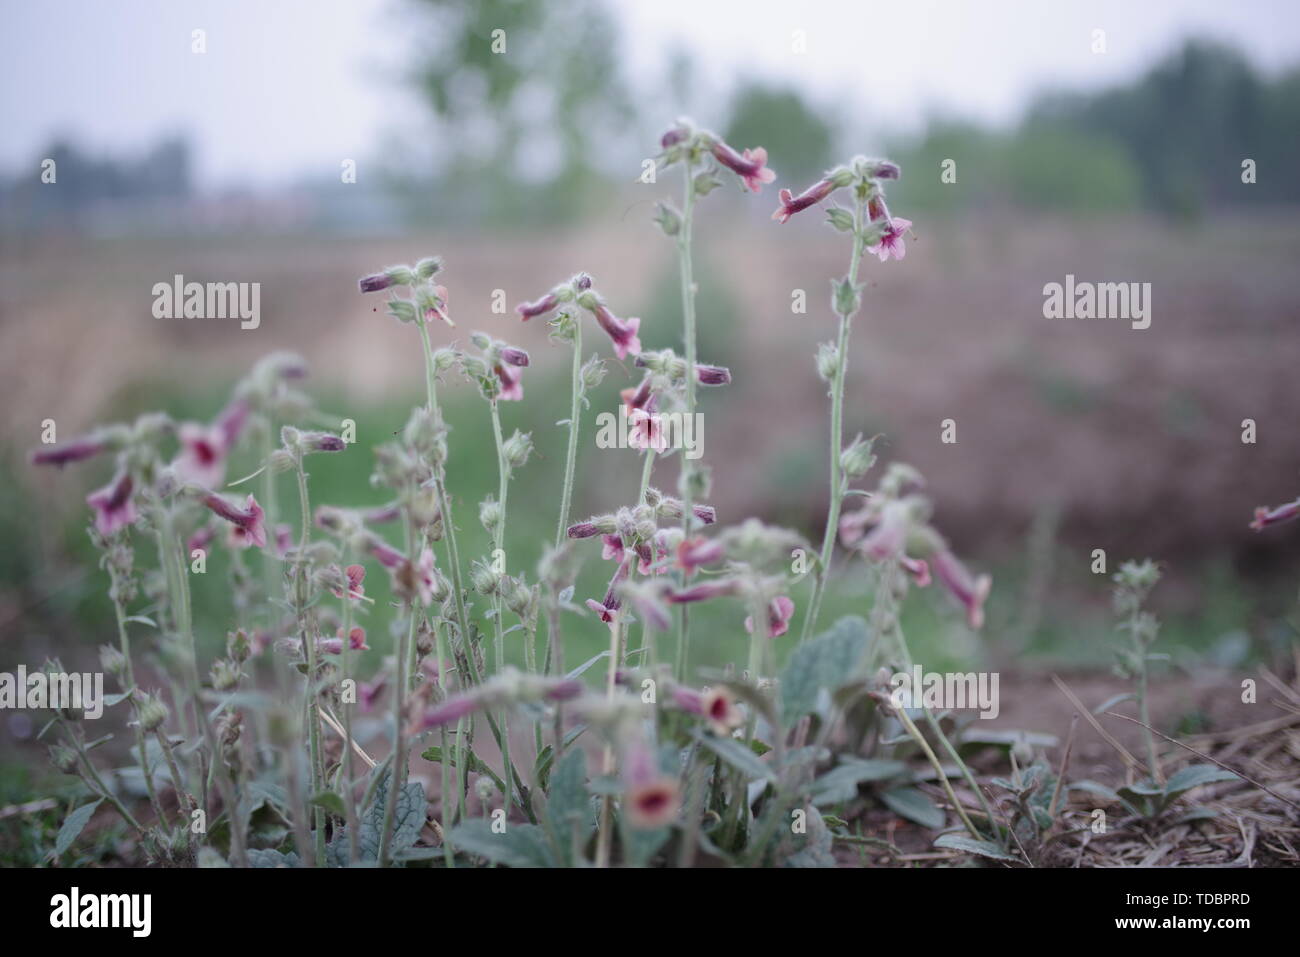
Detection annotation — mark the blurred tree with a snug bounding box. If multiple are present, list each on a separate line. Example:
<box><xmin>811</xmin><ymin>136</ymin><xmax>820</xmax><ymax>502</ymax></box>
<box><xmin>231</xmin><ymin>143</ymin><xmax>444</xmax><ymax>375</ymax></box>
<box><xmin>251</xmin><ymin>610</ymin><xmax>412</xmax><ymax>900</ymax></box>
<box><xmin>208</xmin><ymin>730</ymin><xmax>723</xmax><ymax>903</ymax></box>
<box><xmin>723</xmin><ymin>83</ymin><xmax>833</xmax><ymax>187</ymax></box>
<box><xmin>1027</xmin><ymin>39</ymin><xmax>1298</xmax><ymax>216</ymax></box>
<box><xmin>408</xmin><ymin>0</ymin><xmax>636</xmax><ymax>224</ymax></box>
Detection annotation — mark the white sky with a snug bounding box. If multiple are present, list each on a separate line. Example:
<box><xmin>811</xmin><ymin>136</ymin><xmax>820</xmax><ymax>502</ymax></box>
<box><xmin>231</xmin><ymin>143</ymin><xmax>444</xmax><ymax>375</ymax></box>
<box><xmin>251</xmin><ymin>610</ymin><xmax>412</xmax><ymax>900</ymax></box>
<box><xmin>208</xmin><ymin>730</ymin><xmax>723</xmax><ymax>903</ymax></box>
<box><xmin>3</xmin><ymin>0</ymin><xmax>1298</xmax><ymax>188</ymax></box>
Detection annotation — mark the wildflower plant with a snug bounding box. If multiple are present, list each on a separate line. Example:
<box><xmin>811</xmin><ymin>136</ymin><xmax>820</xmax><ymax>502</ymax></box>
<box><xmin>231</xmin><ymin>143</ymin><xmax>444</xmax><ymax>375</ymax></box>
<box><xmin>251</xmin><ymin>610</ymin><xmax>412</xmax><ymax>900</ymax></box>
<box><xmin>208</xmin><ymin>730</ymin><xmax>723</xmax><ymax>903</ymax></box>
<box><xmin>32</xmin><ymin>113</ymin><xmax>1268</xmax><ymax>873</ymax></box>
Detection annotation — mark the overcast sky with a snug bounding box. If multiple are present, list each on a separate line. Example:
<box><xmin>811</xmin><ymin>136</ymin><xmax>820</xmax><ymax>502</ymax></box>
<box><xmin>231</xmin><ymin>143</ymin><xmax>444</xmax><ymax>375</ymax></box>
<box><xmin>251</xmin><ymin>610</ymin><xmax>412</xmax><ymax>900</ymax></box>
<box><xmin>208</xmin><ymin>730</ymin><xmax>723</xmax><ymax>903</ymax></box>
<box><xmin>4</xmin><ymin>0</ymin><xmax>1298</xmax><ymax>187</ymax></box>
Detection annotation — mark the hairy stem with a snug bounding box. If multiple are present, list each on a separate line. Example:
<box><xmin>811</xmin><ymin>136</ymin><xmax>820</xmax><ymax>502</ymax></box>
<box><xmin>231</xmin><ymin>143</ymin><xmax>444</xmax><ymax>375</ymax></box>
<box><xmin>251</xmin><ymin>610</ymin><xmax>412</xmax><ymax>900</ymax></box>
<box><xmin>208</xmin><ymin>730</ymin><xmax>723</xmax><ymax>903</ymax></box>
<box><xmin>801</xmin><ymin>194</ymin><xmax>868</xmax><ymax>643</ymax></box>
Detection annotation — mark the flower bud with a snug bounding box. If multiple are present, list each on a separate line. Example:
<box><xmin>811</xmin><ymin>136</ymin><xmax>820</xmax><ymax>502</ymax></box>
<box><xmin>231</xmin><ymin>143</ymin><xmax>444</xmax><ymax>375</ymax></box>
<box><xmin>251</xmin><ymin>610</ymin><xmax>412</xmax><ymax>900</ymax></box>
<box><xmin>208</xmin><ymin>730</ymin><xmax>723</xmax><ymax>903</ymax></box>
<box><xmin>826</xmin><ymin>207</ymin><xmax>855</xmax><ymax>232</ymax></box>
<box><xmin>414</xmin><ymin>256</ymin><xmax>443</xmax><ymax>280</ymax></box>
<box><xmin>137</xmin><ymin>693</ymin><xmax>169</xmax><ymax>732</ymax></box>
<box><xmin>210</xmin><ymin>658</ymin><xmax>242</xmax><ymax>691</ymax></box>
<box><xmin>833</xmin><ymin>277</ymin><xmax>862</xmax><ymax>318</ymax></box>
<box><xmin>470</xmin><ymin>559</ymin><xmax>503</xmax><ymax>595</ymax></box>
<box><xmin>358</xmin><ymin>264</ymin><xmax>414</xmax><ymax>292</ymax></box>
<box><xmin>99</xmin><ymin>644</ymin><xmax>128</xmax><ymax>681</ymax></box>
<box><xmin>580</xmin><ymin>354</ymin><xmax>608</xmax><ymax>391</ymax></box>
<box><xmin>502</xmin><ymin>430</ymin><xmax>534</xmax><ymax>470</ymax></box>
<box><xmin>816</xmin><ymin>341</ymin><xmax>840</xmax><ymax>382</ymax></box>
<box><xmin>227</xmin><ymin>628</ymin><xmax>252</xmax><ymax>664</ymax></box>
<box><xmin>479</xmin><ymin>497</ymin><xmax>503</xmax><ymax>534</ymax></box>
<box><xmin>49</xmin><ymin>745</ymin><xmax>79</xmax><ymax>774</ymax></box>
<box><xmin>505</xmin><ymin>579</ymin><xmax>536</xmax><ymax>619</ymax></box>
<box><xmin>653</xmin><ymin>201</ymin><xmax>682</xmax><ymax>237</ymax></box>
<box><xmin>839</xmin><ymin>433</ymin><xmax>877</xmax><ymax>479</ymax></box>
<box><xmin>385</xmin><ymin>299</ymin><xmax>418</xmax><ymax>323</ymax></box>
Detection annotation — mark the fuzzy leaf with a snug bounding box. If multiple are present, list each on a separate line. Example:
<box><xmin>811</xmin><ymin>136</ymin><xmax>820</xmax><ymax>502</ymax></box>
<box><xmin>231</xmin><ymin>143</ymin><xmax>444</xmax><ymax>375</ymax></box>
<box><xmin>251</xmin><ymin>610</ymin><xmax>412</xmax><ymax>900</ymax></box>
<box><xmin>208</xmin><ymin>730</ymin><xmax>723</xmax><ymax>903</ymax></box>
<box><xmin>1163</xmin><ymin>765</ymin><xmax>1239</xmax><ymax>801</ymax></box>
<box><xmin>780</xmin><ymin>615</ymin><xmax>869</xmax><ymax>727</ymax></box>
<box><xmin>52</xmin><ymin>799</ymin><xmax>102</xmax><ymax>859</ymax></box>
<box><xmin>247</xmin><ymin>847</ymin><xmax>300</xmax><ymax>868</ymax></box>
<box><xmin>810</xmin><ymin>759</ymin><xmax>906</xmax><ymax>806</ymax></box>
<box><xmin>449</xmin><ymin>820</ymin><xmax>554</xmax><ymax>867</ymax></box>
<box><xmin>879</xmin><ymin>786</ymin><xmax>945</xmax><ymax>830</ymax></box>
<box><xmin>934</xmin><ymin>833</ymin><xmax>1021</xmax><ymax>863</ymax></box>
<box><xmin>696</xmin><ymin>732</ymin><xmax>776</xmax><ymax>781</ymax></box>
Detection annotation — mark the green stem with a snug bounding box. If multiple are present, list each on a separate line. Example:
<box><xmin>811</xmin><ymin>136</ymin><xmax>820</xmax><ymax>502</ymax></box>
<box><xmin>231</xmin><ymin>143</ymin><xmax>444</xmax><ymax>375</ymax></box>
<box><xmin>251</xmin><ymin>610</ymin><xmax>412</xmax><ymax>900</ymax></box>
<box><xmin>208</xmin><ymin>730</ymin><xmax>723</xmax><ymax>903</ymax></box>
<box><xmin>339</xmin><ymin>545</ymin><xmax>360</xmax><ymax>865</ymax></box>
<box><xmin>801</xmin><ymin>194</ymin><xmax>868</xmax><ymax>643</ymax></box>
<box><xmin>489</xmin><ymin>398</ymin><xmax>514</xmax><ymax>818</ymax></box>
<box><xmin>555</xmin><ymin>323</ymin><xmax>583</xmax><ymax>547</ymax></box>
<box><xmin>293</xmin><ymin>463</ymin><xmax>327</xmax><ymax>866</ymax></box>
<box><xmin>378</xmin><ymin>609</ymin><xmax>416</xmax><ymax>866</ymax></box>
<box><xmin>674</xmin><ymin>160</ymin><xmax>698</xmax><ymax>682</ymax></box>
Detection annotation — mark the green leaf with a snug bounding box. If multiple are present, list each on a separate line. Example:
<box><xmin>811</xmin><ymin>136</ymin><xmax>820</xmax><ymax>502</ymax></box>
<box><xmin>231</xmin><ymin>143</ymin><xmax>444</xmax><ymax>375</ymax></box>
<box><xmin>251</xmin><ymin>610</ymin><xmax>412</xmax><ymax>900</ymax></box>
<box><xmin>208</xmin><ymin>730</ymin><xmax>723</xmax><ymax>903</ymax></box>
<box><xmin>810</xmin><ymin>759</ymin><xmax>906</xmax><ymax>806</ymax></box>
<box><xmin>247</xmin><ymin>847</ymin><xmax>300</xmax><ymax>868</ymax></box>
<box><xmin>533</xmin><ymin>726</ymin><xmax>587</xmax><ymax>789</ymax></box>
<box><xmin>695</xmin><ymin>732</ymin><xmax>776</xmax><ymax>782</ymax></box>
<box><xmin>356</xmin><ymin>773</ymin><xmax>426</xmax><ymax>861</ymax></box>
<box><xmin>544</xmin><ymin>749</ymin><xmax>591</xmax><ymax>865</ymax></box>
<box><xmin>779</xmin><ymin>805</ymin><xmax>836</xmax><ymax>867</ymax></box>
<box><xmin>879</xmin><ymin>786</ymin><xmax>945</xmax><ymax>830</ymax></box>
<box><xmin>52</xmin><ymin>799</ymin><xmax>102</xmax><ymax>859</ymax></box>
<box><xmin>934</xmin><ymin>833</ymin><xmax>1021</xmax><ymax>863</ymax></box>
<box><xmin>1163</xmin><ymin>764</ymin><xmax>1239</xmax><ymax>802</ymax></box>
<box><xmin>309</xmin><ymin>790</ymin><xmax>347</xmax><ymax>818</ymax></box>
<box><xmin>566</xmin><ymin>650</ymin><xmax>608</xmax><ymax>680</ymax></box>
<box><xmin>780</xmin><ymin>615</ymin><xmax>870</xmax><ymax>727</ymax></box>
<box><xmin>448</xmin><ymin>820</ymin><xmax>554</xmax><ymax>868</ymax></box>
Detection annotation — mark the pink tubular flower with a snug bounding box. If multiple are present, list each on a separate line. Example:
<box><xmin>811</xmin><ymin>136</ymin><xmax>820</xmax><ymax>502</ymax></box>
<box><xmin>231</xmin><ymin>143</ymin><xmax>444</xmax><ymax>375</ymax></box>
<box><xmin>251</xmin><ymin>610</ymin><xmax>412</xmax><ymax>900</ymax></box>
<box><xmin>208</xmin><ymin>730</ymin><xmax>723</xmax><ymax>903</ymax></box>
<box><xmin>745</xmin><ymin>595</ymin><xmax>795</xmax><ymax>638</ymax></box>
<box><xmin>417</xmin><ymin>689</ymin><xmax>485</xmax><ymax>730</ymax></box>
<box><xmin>587</xmin><ymin>557</ymin><xmax>632</xmax><ymax>622</ymax></box>
<box><xmin>366</xmin><ymin>536</ymin><xmax>406</xmax><ymax>569</ymax></box>
<box><xmin>601</xmin><ymin>534</ymin><xmax>625</xmax><ymax>562</ymax></box>
<box><xmin>870</xmin><ymin>217</ymin><xmax>913</xmax><ymax>262</ymax></box>
<box><xmin>772</xmin><ymin>178</ymin><xmax>838</xmax><ymax>223</ymax></box>
<box><xmin>202</xmin><ymin>492</ymin><xmax>266</xmax><ymax>549</ymax></box>
<box><xmin>621</xmin><ymin>739</ymin><xmax>680</xmax><ymax>829</ymax></box>
<box><xmin>174</xmin><ymin>397</ymin><xmax>249</xmax><ymax>486</ymax></box>
<box><xmin>187</xmin><ymin>522</ymin><xmax>217</xmax><ymax>555</ymax></box>
<box><xmin>668</xmin><ymin>579</ymin><xmax>740</xmax><ymax>604</ymax></box>
<box><xmin>673</xmin><ymin>685</ymin><xmax>743</xmax><ymax>736</ymax></box>
<box><xmin>1250</xmin><ymin>498</ymin><xmax>1300</xmax><ymax>531</ymax></box>
<box><xmin>425</xmin><ymin>284</ymin><xmax>453</xmax><ymax>326</ymax></box>
<box><xmin>331</xmin><ymin>564</ymin><xmax>366</xmax><ymax>602</ymax></box>
<box><xmin>317</xmin><ymin>627</ymin><xmax>369</xmax><ymax>656</ymax></box>
<box><xmin>675</xmin><ymin>536</ymin><xmax>724</xmax><ymax>575</ymax></box>
<box><xmin>174</xmin><ymin>423</ymin><xmax>226</xmax><ymax>488</ymax></box>
<box><xmin>87</xmin><ymin>470</ymin><xmax>137</xmax><ymax>536</ymax></box>
<box><xmin>272</xmin><ymin>523</ymin><xmax>293</xmax><ymax>558</ymax></box>
<box><xmin>515</xmin><ymin>291</ymin><xmax>560</xmax><ymax>321</ymax></box>
<box><xmin>857</xmin><ymin>501</ymin><xmax>910</xmax><ymax>560</ymax></box>
<box><xmin>414</xmin><ymin>548</ymin><xmax>439</xmax><ymax>606</ymax></box>
<box><xmin>626</xmin><ymin>584</ymin><xmax>673</xmax><ymax>632</ymax></box>
<box><xmin>628</xmin><ymin>407</ymin><xmax>667</xmax><ymax>454</ymax></box>
<box><xmin>900</xmin><ymin>555</ymin><xmax>931</xmax><ymax>588</ymax></box>
<box><xmin>587</xmin><ymin>302</ymin><xmax>641</xmax><ymax>360</ymax></box>
<box><xmin>710</xmin><ymin>140</ymin><xmax>776</xmax><ymax>193</ymax></box>
<box><xmin>494</xmin><ymin>362</ymin><xmax>525</xmax><ymax>401</ymax></box>
<box><xmin>359</xmin><ymin>675</ymin><xmax>387</xmax><ymax>713</ymax></box>
<box><xmin>32</xmin><ymin>434</ymin><xmax>109</xmax><ymax>468</ymax></box>
<box><xmin>931</xmin><ymin>549</ymin><xmax>991</xmax><ymax>630</ymax></box>
<box><xmin>696</xmin><ymin>364</ymin><xmax>731</xmax><ymax>386</ymax></box>
<box><xmin>566</xmin><ymin>521</ymin><xmax>601</xmax><ymax>539</ymax></box>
